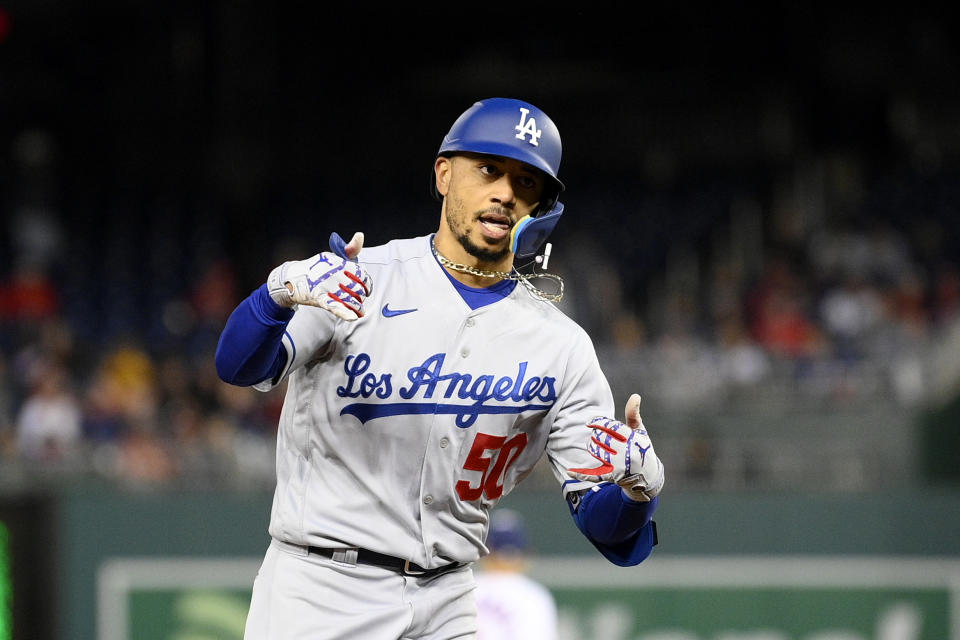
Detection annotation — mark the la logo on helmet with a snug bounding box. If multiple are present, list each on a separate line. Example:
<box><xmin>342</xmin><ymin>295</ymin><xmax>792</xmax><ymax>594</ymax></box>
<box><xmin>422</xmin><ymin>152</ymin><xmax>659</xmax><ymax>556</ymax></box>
<box><xmin>514</xmin><ymin>108</ymin><xmax>542</xmax><ymax>146</ymax></box>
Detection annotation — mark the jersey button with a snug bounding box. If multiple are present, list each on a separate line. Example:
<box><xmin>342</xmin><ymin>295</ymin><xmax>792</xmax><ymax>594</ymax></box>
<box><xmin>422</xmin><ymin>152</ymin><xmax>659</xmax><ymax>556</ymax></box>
<box><xmin>465</xmin><ymin>318</ymin><xmax>475</xmax><ymax>328</ymax></box>
<box><xmin>460</xmin><ymin>348</ymin><xmax>470</xmax><ymax>358</ymax></box>
<box><xmin>439</xmin><ymin>437</ymin><xmax>449</xmax><ymax>448</ymax></box>
<box><xmin>423</xmin><ymin>495</ymin><xmax>434</xmax><ymax>505</ymax></box>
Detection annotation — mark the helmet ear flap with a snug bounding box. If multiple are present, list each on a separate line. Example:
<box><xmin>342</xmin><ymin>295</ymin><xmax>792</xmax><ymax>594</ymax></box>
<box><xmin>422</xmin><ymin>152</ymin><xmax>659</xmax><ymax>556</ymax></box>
<box><xmin>510</xmin><ymin>203</ymin><xmax>564</xmax><ymax>260</ymax></box>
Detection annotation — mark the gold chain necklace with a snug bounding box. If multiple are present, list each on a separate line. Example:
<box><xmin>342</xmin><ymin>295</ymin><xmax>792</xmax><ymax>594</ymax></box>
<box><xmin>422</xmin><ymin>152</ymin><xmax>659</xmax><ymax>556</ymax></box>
<box><xmin>431</xmin><ymin>238</ymin><xmax>565</xmax><ymax>303</ymax></box>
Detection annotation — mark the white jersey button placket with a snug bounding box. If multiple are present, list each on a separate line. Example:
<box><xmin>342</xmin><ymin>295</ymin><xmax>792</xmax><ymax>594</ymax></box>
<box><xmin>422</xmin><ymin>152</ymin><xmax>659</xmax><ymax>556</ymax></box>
<box><xmin>460</xmin><ymin>316</ymin><xmax>477</xmax><ymax>359</ymax></box>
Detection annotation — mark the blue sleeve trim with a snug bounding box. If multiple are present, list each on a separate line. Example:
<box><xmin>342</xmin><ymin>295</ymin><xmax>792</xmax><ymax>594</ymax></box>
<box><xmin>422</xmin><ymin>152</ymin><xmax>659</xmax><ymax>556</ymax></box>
<box><xmin>568</xmin><ymin>483</ymin><xmax>659</xmax><ymax>567</ymax></box>
<box><xmin>215</xmin><ymin>284</ymin><xmax>293</xmax><ymax>386</ymax></box>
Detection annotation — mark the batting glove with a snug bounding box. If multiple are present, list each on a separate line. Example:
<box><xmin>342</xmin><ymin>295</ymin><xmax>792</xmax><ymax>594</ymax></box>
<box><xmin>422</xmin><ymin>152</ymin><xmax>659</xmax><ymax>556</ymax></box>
<box><xmin>267</xmin><ymin>231</ymin><xmax>373</xmax><ymax>321</ymax></box>
<box><xmin>568</xmin><ymin>394</ymin><xmax>665</xmax><ymax>502</ymax></box>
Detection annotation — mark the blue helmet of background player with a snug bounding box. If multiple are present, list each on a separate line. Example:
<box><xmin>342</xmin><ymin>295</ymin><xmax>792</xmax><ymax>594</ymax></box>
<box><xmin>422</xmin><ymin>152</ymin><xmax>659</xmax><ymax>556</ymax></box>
<box><xmin>434</xmin><ymin>97</ymin><xmax>566</xmax><ymax>261</ymax></box>
<box><xmin>486</xmin><ymin>509</ymin><xmax>530</xmax><ymax>555</ymax></box>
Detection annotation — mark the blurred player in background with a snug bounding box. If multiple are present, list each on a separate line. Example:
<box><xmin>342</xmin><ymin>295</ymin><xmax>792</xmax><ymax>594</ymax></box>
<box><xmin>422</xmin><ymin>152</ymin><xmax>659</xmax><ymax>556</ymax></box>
<box><xmin>475</xmin><ymin>509</ymin><xmax>558</xmax><ymax>640</ymax></box>
<box><xmin>216</xmin><ymin>97</ymin><xmax>664</xmax><ymax>639</ymax></box>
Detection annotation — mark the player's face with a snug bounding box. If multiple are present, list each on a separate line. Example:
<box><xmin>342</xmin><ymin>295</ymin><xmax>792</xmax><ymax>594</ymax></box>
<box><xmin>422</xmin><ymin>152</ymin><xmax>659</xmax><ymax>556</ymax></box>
<box><xmin>435</xmin><ymin>153</ymin><xmax>545</xmax><ymax>267</ymax></box>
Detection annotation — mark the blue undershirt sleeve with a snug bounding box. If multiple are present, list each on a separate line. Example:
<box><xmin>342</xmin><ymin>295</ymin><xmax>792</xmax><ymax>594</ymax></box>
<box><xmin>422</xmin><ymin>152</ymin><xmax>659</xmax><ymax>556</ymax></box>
<box><xmin>568</xmin><ymin>482</ymin><xmax>659</xmax><ymax>567</ymax></box>
<box><xmin>215</xmin><ymin>284</ymin><xmax>294</xmax><ymax>387</ymax></box>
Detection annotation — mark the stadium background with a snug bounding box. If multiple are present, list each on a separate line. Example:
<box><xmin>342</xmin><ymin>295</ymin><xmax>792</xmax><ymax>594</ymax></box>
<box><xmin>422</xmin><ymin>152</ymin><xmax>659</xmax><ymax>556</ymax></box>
<box><xmin>1</xmin><ymin>4</ymin><xmax>959</xmax><ymax>639</ymax></box>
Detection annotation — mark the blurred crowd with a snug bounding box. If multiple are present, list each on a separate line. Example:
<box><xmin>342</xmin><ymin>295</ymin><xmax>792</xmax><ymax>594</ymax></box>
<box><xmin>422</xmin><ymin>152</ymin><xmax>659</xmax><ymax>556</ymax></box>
<box><xmin>558</xmin><ymin>164</ymin><xmax>960</xmax><ymax>415</ymax></box>
<box><xmin>1</xmin><ymin>135</ymin><xmax>959</xmax><ymax>491</ymax></box>
<box><xmin>0</xmin><ymin>262</ymin><xmax>284</xmax><ymax>489</ymax></box>
<box><xmin>0</xmin><ymin>139</ymin><xmax>285</xmax><ymax>487</ymax></box>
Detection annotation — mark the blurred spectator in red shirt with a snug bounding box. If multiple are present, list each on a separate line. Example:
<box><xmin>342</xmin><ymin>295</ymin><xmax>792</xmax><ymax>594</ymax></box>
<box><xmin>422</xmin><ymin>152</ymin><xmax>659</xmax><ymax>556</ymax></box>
<box><xmin>0</xmin><ymin>260</ymin><xmax>59</xmax><ymax>322</ymax></box>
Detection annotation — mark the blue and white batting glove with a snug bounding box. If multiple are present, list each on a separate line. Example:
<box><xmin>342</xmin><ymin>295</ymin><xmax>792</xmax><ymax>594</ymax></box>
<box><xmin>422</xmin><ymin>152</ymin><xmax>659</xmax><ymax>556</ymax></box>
<box><xmin>568</xmin><ymin>394</ymin><xmax>665</xmax><ymax>502</ymax></box>
<box><xmin>267</xmin><ymin>231</ymin><xmax>373</xmax><ymax>321</ymax></box>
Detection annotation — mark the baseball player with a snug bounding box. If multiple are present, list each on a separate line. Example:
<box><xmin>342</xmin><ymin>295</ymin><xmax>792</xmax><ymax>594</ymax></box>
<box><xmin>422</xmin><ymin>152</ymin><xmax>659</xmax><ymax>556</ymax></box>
<box><xmin>215</xmin><ymin>97</ymin><xmax>664</xmax><ymax>640</ymax></box>
<box><xmin>474</xmin><ymin>509</ymin><xmax>558</xmax><ymax>640</ymax></box>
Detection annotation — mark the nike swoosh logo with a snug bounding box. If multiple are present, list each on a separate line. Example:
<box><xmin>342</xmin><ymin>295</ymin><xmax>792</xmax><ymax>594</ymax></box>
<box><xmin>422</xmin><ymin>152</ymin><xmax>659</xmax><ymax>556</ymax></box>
<box><xmin>382</xmin><ymin>304</ymin><xmax>418</xmax><ymax>318</ymax></box>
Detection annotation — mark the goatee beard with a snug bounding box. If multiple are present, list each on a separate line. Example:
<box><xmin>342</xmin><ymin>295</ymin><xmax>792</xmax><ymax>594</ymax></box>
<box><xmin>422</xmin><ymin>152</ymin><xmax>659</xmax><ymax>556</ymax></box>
<box><xmin>445</xmin><ymin>212</ymin><xmax>511</xmax><ymax>263</ymax></box>
<box><xmin>455</xmin><ymin>232</ymin><xmax>511</xmax><ymax>263</ymax></box>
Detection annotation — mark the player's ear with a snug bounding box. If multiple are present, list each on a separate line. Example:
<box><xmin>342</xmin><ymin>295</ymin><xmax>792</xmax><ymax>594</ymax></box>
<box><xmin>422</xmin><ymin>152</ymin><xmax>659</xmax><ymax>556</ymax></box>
<box><xmin>434</xmin><ymin>156</ymin><xmax>452</xmax><ymax>197</ymax></box>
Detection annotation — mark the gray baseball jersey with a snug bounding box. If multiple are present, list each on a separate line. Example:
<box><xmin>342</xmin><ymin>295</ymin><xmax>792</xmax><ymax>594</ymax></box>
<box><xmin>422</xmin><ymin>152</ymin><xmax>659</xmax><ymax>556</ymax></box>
<box><xmin>254</xmin><ymin>234</ymin><xmax>615</xmax><ymax>568</ymax></box>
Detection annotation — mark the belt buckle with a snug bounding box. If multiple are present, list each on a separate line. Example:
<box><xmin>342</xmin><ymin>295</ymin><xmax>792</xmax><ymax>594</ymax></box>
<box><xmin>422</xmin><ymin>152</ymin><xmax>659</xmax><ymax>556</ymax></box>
<box><xmin>402</xmin><ymin>559</ymin><xmax>428</xmax><ymax>576</ymax></box>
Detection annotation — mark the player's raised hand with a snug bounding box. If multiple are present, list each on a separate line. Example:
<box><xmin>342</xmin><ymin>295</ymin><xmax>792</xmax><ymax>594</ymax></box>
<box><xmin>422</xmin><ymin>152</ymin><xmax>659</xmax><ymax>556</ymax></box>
<box><xmin>266</xmin><ymin>231</ymin><xmax>373</xmax><ymax>321</ymax></box>
<box><xmin>568</xmin><ymin>393</ymin><xmax>665</xmax><ymax>502</ymax></box>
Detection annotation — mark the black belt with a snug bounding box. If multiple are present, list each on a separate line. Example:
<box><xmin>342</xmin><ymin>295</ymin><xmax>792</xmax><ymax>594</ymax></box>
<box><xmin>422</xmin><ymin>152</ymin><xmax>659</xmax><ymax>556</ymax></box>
<box><xmin>308</xmin><ymin>546</ymin><xmax>462</xmax><ymax>578</ymax></box>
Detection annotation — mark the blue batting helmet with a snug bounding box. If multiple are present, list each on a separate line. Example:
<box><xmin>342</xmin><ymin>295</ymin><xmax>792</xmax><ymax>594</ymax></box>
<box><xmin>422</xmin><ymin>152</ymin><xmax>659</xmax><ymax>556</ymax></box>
<box><xmin>437</xmin><ymin>97</ymin><xmax>564</xmax><ymax>196</ymax></box>
<box><xmin>434</xmin><ymin>98</ymin><xmax>566</xmax><ymax>259</ymax></box>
